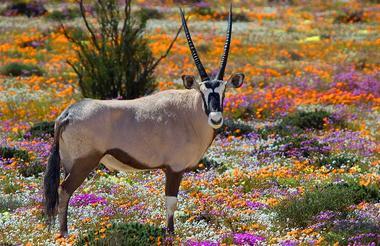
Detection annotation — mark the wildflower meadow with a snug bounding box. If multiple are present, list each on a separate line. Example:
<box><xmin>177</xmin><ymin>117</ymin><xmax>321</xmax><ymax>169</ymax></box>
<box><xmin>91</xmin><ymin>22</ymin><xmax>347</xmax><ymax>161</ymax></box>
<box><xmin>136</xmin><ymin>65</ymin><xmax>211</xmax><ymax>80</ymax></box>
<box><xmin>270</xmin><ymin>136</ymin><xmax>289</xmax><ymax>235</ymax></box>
<box><xmin>0</xmin><ymin>0</ymin><xmax>379</xmax><ymax>245</ymax></box>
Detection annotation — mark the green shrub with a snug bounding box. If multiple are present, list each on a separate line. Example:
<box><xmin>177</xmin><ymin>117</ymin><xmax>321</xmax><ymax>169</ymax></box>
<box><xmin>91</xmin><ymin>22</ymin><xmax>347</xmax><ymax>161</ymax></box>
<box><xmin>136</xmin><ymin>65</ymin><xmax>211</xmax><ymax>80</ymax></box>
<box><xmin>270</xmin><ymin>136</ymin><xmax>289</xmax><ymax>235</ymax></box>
<box><xmin>46</xmin><ymin>8</ymin><xmax>81</xmax><ymax>21</ymax></box>
<box><xmin>314</xmin><ymin>153</ymin><xmax>361</xmax><ymax>169</ymax></box>
<box><xmin>75</xmin><ymin>222</ymin><xmax>165</xmax><ymax>246</ymax></box>
<box><xmin>232</xmin><ymin>12</ymin><xmax>249</xmax><ymax>22</ymax></box>
<box><xmin>18</xmin><ymin>161</ymin><xmax>45</xmax><ymax>177</ymax></box>
<box><xmin>0</xmin><ymin>62</ymin><xmax>43</xmax><ymax>77</ymax></box>
<box><xmin>28</xmin><ymin>121</ymin><xmax>54</xmax><ymax>139</ymax></box>
<box><xmin>64</xmin><ymin>0</ymin><xmax>179</xmax><ymax>99</ymax></box>
<box><xmin>63</xmin><ymin>26</ymin><xmax>86</xmax><ymax>41</ymax></box>
<box><xmin>191</xmin><ymin>6</ymin><xmax>214</xmax><ymax>16</ymax></box>
<box><xmin>214</xmin><ymin>12</ymin><xmax>249</xmax><ymax>22</ymax></box>
<box><xmin>136</xmin><ymin>7</ymin><xmax>163</xmax><ymax>21</ymax></box>
<box><xmin>1</xmin><ymin>1</ymin><xmax>47</xmax><ymax>17</ymax></box>
<box><xmin>257</xmin><ymin>110</ymin><xmax>347</xmax><ymax>139</ymax></box>
<box><xmin>274</xmin><ymin>182</ymin><xmax>379</xmax><ymax>228</ymax></box>
<box><xmin>280</xmin><ymin>110</ymin><xmax>331</xmax><ymax>131</ymax></box>
<box><xmin>0</xmin><ymin>146</ymin><xmax>30</xmax><ymax>162</ymax></box>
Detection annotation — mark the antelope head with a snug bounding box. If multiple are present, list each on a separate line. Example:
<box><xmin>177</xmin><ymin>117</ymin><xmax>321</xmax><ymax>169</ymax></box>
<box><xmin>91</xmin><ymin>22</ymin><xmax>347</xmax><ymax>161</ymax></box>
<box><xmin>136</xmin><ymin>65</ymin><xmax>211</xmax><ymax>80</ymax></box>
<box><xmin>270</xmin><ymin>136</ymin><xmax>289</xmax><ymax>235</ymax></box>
<box><xmin>180</xmin><ymin>6</ymin><xmax>245</xmax><ymax>129</ymax></box>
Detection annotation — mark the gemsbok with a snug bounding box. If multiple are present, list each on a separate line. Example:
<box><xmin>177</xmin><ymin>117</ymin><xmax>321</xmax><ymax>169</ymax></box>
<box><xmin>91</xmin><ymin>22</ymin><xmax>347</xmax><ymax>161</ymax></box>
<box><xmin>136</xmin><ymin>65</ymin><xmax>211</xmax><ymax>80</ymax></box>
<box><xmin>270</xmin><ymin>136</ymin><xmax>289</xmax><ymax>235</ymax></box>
<box><xmin>44</xmin><ymin>5</ymin><xmax>245</xmax><ymax>236</ymax></box>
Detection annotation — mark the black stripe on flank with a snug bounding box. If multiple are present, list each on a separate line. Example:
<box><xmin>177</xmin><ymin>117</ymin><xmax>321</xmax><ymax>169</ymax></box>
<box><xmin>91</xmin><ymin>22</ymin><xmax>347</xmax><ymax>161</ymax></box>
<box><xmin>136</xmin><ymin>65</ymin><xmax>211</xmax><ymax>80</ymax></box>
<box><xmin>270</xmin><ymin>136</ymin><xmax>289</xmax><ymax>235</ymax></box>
<box><xmin>104</xmin><ymin>149</ymin><xmax>158</xmax><ymax>170</ymax></box>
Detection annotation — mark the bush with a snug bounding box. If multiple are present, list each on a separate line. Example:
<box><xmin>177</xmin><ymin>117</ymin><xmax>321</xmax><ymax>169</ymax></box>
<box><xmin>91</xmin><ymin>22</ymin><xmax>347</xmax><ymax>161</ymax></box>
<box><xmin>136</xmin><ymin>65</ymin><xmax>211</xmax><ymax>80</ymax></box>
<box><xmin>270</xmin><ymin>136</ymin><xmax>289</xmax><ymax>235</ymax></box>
<box><xmin>214</xmin><ymin>12</ymin><xmax>250</xmax><ymax>22</ymax></box>
<box><xmin>75</xmin><ymin>222</ymin><xmax>165</xmax><ymax>246</ymax></box>
<box><xmin>334</xmin><ymin>10</ymin><xmax>364</xmax><ymax>24</ymax></box>
<box><xmin>64</xmin><ymin>0</ymin><xmax>179</xmax><ymax>99</ymax></box>
<box><xmin>274</xmin><ymin>182</ymin><xmax>379</xmax><ymax>228</ymax></box>
<box><xmin>27</xmin><ymin>121</ymin><xmax>54</xmax><ymax>139</ymax></box>
<box><xmin>257</xmin><ymin>110</ymin><xmax>347</xmax><ymax>139</ymax></box>
<box><xmin>0</xmin><ymin>62</ymin><xmax>44</xmax><ymax>77</ymax></box>
<box><xmin>136</xmin><ymin>7</ymin><xmax>163</xmax><ymax>21</ymax></box>
<box><xmin>191</xmin><ymin>6</ymin><xmax>214</xmax><ymax>16</ymax></box>
<box><xmin>280</xmin><ymin>110</ymin><xmax>331</xmax><ymax>131</ymax></box>
<box><xmin>46</xmin><ymin>8</ymin><xmax>81</xmax><ymax>21</ymax></box>
<box><xmin>1</xmin><ymin>1</ymin><xmax>47</xmax><ymax>17</ymax></box>
<box><xmin>0</xmin><ymin>146</ymin><xmax>30</xmax><ymax>162</ymax></box>
<box><xmin>314</xmin><ymin>153</ymin><xmax>361</xmax><ymax>169</ymax></box>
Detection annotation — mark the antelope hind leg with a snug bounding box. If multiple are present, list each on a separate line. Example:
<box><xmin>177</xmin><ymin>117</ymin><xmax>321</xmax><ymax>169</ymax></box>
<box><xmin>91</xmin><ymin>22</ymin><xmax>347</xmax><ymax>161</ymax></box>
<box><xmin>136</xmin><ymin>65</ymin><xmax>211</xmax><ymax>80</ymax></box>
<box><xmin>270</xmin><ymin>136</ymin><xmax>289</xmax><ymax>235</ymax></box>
<box><xmin>58</xmin><ymin>153</ymin><xmax>101</xmax><ymax>237</ymax></box>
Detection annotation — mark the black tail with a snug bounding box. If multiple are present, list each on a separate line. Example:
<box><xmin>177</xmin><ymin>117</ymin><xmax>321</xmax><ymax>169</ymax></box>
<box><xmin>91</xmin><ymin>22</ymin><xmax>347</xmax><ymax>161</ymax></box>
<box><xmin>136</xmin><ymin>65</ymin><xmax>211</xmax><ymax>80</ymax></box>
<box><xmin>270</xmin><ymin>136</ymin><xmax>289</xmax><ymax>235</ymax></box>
<box><xmin>43</xmin><ymin>143</ymin><xmax>60</xmax><ymax>226</ymax></box>
<box><xmin>43</xmin><ymin>119</ymin><xmax>68</xmax><ymax>226</ymax></box>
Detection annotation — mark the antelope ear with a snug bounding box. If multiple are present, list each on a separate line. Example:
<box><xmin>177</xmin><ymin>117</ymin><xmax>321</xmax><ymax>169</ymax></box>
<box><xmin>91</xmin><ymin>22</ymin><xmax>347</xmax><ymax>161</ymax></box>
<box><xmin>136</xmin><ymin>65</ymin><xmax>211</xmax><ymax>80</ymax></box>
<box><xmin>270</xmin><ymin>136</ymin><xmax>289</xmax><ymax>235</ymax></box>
<box><xmin>227</xmin><ymin>73</ymin><xmax>245</xmax><ymax>88</ymax></box>
<box><xmin>182</xmin><ymin>75</ymin><xmax>199</xmax><ymax>90</ymax></box>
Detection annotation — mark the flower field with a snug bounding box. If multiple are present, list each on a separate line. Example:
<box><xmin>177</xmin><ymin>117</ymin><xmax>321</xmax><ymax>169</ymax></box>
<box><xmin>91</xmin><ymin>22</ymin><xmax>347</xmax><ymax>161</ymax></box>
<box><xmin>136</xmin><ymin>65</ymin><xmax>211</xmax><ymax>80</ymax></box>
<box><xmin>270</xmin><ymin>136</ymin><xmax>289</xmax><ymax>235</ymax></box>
<box><xmin>0</xmin><ymin>0</ymin><xmax>379</xmax><ymax>245</ymax></box>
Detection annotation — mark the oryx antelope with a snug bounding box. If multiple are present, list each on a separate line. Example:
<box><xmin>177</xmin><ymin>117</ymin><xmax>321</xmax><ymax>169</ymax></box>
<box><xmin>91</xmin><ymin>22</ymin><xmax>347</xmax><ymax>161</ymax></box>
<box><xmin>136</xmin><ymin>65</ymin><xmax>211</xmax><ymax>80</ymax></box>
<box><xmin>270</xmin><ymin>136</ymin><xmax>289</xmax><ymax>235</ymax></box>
<box><xmin>43</xmin><ymin>5</ymin><xmax>244</xmax><ymax>236</ymax></box>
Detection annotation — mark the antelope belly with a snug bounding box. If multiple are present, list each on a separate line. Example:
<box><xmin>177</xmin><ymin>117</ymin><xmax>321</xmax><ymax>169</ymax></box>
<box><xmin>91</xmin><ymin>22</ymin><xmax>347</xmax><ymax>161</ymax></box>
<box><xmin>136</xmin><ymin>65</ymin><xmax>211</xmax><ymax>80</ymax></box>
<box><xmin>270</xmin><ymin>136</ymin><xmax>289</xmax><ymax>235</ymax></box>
<box><xmin>100</xmin><ymin>154</ymin><xmax>140</xmax><ymax>172</ymax></box>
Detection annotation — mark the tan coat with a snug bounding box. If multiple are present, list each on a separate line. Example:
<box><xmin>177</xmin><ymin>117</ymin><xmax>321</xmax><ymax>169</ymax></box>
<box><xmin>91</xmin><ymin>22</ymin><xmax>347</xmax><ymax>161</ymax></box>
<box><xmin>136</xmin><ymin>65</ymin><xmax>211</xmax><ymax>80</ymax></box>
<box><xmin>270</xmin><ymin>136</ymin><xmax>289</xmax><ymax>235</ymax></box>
<box><xmin>58</xmin><ymin>89</ymin><xmax>215</xmax><ymax>173</ymax></box>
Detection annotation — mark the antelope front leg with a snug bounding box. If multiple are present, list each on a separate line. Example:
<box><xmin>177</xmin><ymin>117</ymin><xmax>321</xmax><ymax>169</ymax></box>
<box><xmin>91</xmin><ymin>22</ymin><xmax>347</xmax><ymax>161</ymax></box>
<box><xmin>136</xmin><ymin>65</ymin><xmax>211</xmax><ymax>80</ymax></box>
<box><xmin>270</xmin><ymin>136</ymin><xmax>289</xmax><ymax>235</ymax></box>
<box><xmin>164</xmin><ymin>169</ymin><xmax>183</xmax><ymax>233</ymax></box>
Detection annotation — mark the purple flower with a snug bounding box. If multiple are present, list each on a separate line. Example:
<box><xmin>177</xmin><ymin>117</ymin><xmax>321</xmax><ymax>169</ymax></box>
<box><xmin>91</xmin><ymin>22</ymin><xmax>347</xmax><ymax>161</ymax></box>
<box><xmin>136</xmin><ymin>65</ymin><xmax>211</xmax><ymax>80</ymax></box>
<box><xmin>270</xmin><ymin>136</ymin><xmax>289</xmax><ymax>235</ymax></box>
<box><xmin>246</xmin><ymin>201</ymin><xmax>267</xmax><ymax>209</ymax></box>
<box><xmin>281</xmin><ymin>240</ymin><xmax>299</xmax><ymax>246</ymax></box>
<box><xmin>314</xmin><ymin>210</ymin><xmax>336</xmax><ymax>221</ymax></box>
<box><xmin>319</xmin><ymin>130</ymin><xmax>376</xmax><ymax>157</ymax></box>
<box><xmin>69</xmin><ymin>193</ymin><xmax>107</xmax><ymax>207</ymax></box>
<box><xmin>185</xmin><ymin>240</ymin><xmax>219</xmax><ymax>246</ymax></box>
<box><xmin>232</xmin><ymin>233</ymin><xmax>265</xmax><ymax>245</ymax></box>
<box><xmin>348</xmin><ymin>233</ymin><xmax>380</xmax><ymax>244</ymax></box>
<box><xmin>334</xmin><ymin>69</ymin><xmax>380</xmax><ymax>97</ymax></box>
<box><xmin>99</xmin><ymin>205</ymin><xmax>116</xmax><ymax>217</ymax></box>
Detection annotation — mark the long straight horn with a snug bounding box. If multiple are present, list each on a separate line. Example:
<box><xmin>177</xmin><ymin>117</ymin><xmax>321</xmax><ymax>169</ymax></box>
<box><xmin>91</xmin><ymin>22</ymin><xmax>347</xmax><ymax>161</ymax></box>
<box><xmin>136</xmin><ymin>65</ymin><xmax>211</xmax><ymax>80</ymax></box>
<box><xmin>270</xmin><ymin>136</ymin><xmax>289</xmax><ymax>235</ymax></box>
<box><xmin>180</xmin><ymin>8</ymin><xmax>210</xmax><ymax>81</ymax></box>
<box><xmin>216</xmin><ymin>4</ymin><xmax>233</xmax><ymax>80</ymax></box>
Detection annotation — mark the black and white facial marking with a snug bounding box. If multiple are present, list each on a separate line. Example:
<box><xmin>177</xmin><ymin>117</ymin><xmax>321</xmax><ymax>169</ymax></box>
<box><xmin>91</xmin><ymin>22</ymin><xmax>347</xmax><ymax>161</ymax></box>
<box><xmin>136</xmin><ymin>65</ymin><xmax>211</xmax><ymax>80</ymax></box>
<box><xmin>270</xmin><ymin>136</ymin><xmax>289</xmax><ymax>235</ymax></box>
<box><xmin>180</xmin><ymin>5</ymin><xmax>245</xmax><ymax>129</ymax></box>
<box><xmin>182</xmin><ymin>74</ymin><xmax>244</xmax><ymax>129</ymax></box>
<box><xmin>199</xmin><ymin>80</ymin><xmax>226</xmax><ymax>128</ymax></box>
